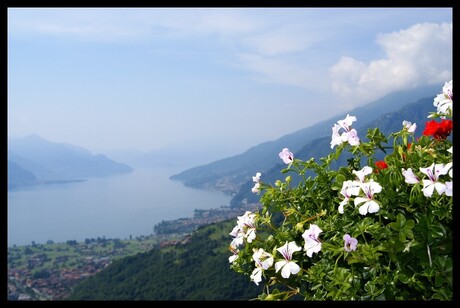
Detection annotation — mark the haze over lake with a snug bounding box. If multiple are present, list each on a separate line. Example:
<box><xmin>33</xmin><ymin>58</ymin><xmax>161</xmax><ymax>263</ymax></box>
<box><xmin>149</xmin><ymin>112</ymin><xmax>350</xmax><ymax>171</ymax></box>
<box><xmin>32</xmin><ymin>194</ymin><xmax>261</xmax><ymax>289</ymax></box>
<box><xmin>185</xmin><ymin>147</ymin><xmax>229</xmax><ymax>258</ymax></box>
<box><xmin>7</xmin><ymin>167</ymin><xmax>232</xmax><ymax>247</ymax></box>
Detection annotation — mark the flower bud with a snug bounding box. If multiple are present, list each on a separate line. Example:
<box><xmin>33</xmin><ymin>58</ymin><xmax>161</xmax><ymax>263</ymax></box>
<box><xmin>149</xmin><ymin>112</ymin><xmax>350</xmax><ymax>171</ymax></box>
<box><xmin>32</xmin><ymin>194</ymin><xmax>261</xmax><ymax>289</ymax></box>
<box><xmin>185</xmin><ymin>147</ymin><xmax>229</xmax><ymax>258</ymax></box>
<box><xmin>295</xmin><ymin>222</ymin><xmax>304</xmax><ymax>232</ymax></box>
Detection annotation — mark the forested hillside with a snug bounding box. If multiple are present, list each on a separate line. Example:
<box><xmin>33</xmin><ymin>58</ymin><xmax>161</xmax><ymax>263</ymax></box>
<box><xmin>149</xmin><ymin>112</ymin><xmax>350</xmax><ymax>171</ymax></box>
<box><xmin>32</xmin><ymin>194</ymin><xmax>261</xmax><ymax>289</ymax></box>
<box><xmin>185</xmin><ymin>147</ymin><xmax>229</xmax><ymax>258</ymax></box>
<box><xmin>68</xmin><ymin>220</ymin><xmax>264</xmax><ymax>300</ymax></box>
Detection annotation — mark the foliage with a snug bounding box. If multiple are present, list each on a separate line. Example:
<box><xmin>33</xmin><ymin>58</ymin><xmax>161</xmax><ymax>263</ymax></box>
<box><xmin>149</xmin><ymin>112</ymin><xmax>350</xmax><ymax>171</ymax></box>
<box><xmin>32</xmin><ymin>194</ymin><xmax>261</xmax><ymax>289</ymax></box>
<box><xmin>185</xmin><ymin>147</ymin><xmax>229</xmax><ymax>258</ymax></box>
<box><xmin>228</xmin><ymin>81</ymin><xmax>453</xmax><ymax>301</ymax></box>
<box><xmin>230</xmin><ymin>96</ymin><xmax>438</xmax><ymax>208</ymax></box>
<box><xmin>68</xmin><ymin>220</ymin><xmax>263</xmax><ymax>300</ymax></box>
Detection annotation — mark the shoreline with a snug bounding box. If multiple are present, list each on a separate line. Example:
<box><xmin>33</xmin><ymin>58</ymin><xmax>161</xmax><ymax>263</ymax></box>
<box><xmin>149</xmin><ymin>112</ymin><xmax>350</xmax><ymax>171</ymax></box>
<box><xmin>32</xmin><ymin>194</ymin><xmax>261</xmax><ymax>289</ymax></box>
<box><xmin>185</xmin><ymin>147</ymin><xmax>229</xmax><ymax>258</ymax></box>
<box><xmin>7</xmin><ymin>202</ymin><xmax>261</xmax><ymax>300</ymax></box>
<box><xmin>8</xmin><ymin>202</ymin><xmax>260</xmax><ymax>248</ymax></box>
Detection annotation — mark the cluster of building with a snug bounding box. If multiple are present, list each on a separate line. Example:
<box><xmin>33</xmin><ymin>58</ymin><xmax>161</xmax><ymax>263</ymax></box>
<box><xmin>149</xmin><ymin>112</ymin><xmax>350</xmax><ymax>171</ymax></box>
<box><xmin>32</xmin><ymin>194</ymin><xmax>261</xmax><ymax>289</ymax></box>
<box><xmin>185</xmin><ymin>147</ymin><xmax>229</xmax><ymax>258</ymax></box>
<box><xmin>7</xmin><ymin>256</ymin><xmax>111</xmax><ymax>300</ymax></box>
<box><xmin>154</xmin><ymin>203</ymin><xmax>260</xmax><ymax>235</ymax></box>
<box><xmin>8</xmin><ymin>203</ymin><xmax>262</xmax><ymax>301</ymax></box>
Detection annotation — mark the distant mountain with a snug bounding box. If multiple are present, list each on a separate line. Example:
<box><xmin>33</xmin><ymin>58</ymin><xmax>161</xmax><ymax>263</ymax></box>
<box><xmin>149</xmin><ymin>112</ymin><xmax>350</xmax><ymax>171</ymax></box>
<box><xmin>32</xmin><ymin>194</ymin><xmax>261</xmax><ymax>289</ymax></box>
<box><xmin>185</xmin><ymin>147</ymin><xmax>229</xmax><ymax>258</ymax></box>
<box><xmin>8</xmin><ymin>134</ymin><xmax>134</xmax><ymax>189</ymax></box>
<box><xmin>7</xmin><ymin>160</ymin><xmax>38</xmax><ymax>189</ymax></box>
<box><xmin>170</xmin><ymin>84</ymin><xmax>440</xmax><ymax>197</ymax></box>
<box><xmin>107</xmin><ymin>143</ymin><xmax>236</xmax><ymax>171</ymax></box>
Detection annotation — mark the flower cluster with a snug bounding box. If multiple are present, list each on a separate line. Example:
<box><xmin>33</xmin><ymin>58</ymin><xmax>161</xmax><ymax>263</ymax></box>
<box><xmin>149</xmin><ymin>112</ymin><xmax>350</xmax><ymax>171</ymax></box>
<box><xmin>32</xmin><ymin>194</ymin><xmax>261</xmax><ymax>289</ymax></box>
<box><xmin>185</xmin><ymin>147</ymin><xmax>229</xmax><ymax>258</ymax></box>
<box><xmin>430</xmin><ymin>80</ymin><xmax>452</xmax><ymax>118</ymax></box>
<box><xmin>337</xmin><ymin>165</ymin><xmax>383</xmax><ymax>215</ymax></box>
<box><xmin>423</xmin><ymin>119</ymin><xmax>453</xmax><ymax>140</ymax></box>
<box><xmin>402</xmin><ymin>162</ymin><xmax>452</xmax><ymax>197</ymax></box>
<box><xmin>330</xmin><ymin>114</ymin><xmax>360</xmax><ymax>148</ymax></box>
<box><xmin>251</xmin><ymin>172</ymin><xmax>262</xmax><ymax>193</ymax></box>
<box><xmin>228</xmin><ymin>81</ymin><xmax>453</xmax><ymax>301</ymax></box>
<box><xmin>228</xmin><ymin>211</ymin><xmax>257</xmax><ymax>262</ymax></box>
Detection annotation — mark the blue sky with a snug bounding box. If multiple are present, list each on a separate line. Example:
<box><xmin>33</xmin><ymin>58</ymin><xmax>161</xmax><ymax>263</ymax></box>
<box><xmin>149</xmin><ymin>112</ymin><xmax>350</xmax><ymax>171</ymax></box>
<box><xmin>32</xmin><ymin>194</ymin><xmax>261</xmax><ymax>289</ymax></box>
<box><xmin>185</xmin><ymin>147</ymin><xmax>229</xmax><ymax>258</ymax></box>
<box><xmin>7</xmin><ymin>7</ymin><xmax>452</xmax><ymax>161</ymax></box>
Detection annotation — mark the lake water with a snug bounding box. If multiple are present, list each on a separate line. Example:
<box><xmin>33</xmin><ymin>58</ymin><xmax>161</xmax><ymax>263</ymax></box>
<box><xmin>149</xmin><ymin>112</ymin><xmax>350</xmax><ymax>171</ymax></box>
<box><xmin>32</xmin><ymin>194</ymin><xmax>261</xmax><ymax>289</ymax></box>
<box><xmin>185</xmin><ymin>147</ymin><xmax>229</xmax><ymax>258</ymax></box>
<box><xmin>7</xmin><ymin>167</ymin><xmax>232</xmax><ymax>247</ymax></box>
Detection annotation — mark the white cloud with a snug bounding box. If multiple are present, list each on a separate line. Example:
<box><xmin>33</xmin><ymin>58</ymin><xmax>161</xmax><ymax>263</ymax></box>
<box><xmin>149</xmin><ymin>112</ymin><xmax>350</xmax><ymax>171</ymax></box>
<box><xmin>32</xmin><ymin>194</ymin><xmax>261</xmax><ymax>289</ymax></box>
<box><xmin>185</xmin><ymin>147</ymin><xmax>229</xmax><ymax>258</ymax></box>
<box><xmin>8</xmin><ymin>9</ymin><xmax>452</xmax><ymax>103</ymax></box>
<box><xmin>329</xmin><ymin>22</ymin><xmax>452</xmax><ymax>104</ymax></box>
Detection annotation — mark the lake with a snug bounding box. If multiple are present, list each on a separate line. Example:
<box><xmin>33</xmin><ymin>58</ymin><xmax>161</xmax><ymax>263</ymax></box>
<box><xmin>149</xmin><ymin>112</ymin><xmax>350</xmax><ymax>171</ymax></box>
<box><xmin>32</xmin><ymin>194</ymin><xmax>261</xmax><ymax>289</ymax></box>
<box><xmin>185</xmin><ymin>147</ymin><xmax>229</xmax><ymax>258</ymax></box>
<box><xmin>7</xmin><ymin>167</ymin><xmax>232</xmax><ymax>247</ymax></box>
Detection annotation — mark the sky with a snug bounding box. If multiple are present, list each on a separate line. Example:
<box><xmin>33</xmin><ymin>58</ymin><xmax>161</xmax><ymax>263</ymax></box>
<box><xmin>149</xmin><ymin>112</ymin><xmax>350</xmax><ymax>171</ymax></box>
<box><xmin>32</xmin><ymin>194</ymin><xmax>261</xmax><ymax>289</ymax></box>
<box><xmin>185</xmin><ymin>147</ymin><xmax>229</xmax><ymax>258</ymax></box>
<box><xmin>7</xmin><ymin>7</ymin><xmax>453</xmax><ymax>161</ymax></box>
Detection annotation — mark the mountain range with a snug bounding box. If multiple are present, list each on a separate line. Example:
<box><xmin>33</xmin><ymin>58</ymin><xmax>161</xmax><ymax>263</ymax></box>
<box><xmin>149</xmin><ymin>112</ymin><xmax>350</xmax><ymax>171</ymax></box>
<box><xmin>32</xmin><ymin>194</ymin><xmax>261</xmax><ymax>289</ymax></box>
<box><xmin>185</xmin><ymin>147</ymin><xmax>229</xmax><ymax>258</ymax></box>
<box><xmin>8</xmin><ymin>84</ymin><xmax>441</xmax><ymax>197</ymax></box>
<box><xmin>7</xmin><ymin>134</ymin><xmax>134</xmax><ymax>189</ymax></box>
<box><xmin>169</xmin><ymin>84</ymin><xmax>440</xmax><ymax>204</ymax></box>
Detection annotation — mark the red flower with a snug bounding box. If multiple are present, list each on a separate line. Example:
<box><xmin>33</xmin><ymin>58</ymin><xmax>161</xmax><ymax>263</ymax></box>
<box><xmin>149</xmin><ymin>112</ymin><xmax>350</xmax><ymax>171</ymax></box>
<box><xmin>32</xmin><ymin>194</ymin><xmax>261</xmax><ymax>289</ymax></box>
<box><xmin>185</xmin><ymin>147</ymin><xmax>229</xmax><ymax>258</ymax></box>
<box><xmin>423</xmin><ymin>120</ymin><xmax>439</xmax><ymax>136</ymax></box>
<box><xmin>375</xmin><ymin>160</ymin><xmax>388</xmax><ymax>171</ymax></box>
<box><xmin>439</xmin><ymin>119</ymin><xmax>453</xmax><ymax>137</ymax></box>
<box><xmin>422</xmin><ymin>119</ymin><xmax>453</xmax><ymax>140</ymax></box>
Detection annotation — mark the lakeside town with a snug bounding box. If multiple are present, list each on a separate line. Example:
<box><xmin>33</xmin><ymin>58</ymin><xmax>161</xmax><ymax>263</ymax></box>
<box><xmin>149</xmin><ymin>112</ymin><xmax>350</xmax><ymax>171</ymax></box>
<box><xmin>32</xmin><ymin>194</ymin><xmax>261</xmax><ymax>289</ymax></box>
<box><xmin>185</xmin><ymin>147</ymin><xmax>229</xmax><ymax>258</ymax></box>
<box><xmin>7</xmin><ymin>203</ymin><xmax>260</xmax><ymax>300</ymax></box>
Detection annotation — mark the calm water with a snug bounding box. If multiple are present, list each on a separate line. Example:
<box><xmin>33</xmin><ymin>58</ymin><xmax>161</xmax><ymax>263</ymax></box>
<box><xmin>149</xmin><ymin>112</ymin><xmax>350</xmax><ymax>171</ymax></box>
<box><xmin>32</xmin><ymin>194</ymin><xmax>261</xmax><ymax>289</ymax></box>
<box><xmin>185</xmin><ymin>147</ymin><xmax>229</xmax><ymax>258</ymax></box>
<box><xmin>7</xmin><ymin>167</ymin><xmax>232</xmax><ymax>247</ymax></box>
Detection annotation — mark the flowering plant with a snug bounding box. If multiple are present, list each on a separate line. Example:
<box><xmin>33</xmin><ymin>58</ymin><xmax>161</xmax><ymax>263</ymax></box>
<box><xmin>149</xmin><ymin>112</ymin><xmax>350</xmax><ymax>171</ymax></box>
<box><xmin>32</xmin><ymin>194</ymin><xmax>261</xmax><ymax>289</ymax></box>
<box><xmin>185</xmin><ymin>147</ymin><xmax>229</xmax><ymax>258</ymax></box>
<box><xmin>228</xmin><ymin>81</ymin><xmax>453</xmax><ymax>300</ymax></box>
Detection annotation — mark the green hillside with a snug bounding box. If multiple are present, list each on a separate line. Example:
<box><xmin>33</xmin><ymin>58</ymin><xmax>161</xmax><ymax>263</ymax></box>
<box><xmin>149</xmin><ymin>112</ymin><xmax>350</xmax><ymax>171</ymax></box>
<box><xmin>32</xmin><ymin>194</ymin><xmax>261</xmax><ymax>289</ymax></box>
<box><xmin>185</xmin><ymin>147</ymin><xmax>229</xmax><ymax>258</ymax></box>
<box><xmin>67</xmin><ymin>220</ymin><xmax>264</xmax><ymax>300</ymax></box>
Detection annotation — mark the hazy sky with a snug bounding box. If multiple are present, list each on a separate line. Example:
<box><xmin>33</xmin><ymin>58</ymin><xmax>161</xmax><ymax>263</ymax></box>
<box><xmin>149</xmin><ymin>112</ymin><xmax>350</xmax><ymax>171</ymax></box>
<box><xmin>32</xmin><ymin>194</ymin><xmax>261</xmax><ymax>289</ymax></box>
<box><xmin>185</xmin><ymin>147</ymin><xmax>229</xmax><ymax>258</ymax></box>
<box><xmin>7</xmin><ymin>7</ymin><xmax>452</xmax><ymax>158</ymax></box>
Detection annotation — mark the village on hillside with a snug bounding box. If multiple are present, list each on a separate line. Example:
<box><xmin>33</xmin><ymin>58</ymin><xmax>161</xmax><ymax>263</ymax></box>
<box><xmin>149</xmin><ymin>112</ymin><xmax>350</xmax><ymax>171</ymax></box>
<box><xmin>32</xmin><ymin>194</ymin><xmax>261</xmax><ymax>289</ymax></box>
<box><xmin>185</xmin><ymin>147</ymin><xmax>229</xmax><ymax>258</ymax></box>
<box><xmin>7</xmin><ymin>203</ymin><xmax>260</xmax><ymax>300</ymax></box>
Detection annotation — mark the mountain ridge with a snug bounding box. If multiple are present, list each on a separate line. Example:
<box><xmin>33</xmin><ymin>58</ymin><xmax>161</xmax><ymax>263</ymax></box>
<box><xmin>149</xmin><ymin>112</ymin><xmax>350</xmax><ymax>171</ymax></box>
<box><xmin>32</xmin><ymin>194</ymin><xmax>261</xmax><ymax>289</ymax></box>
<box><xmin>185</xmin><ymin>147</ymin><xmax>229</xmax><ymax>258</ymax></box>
<box><xmin>8</xmin><ymin>134</ymin><xmax>134</xmax><ymax>189</ymax></box>
<box><xmin>169</xmin><ymin>84</ymin><xmax>440</xmax><ymax>196</ymax></box>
